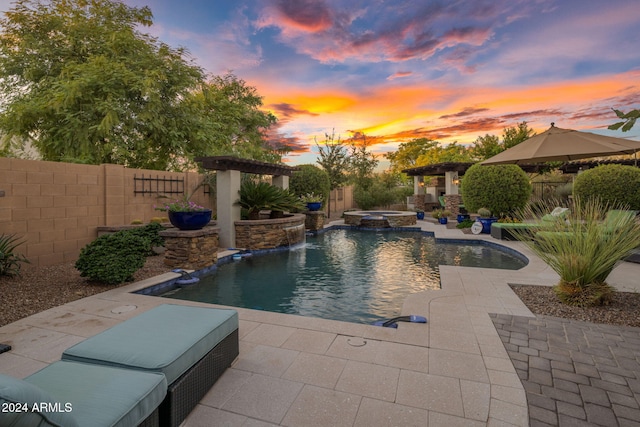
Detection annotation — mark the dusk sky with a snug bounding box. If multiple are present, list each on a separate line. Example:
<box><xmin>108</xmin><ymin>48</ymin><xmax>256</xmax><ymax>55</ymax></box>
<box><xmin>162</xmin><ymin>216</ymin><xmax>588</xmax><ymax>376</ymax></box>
<box><xmin>2</xmin><ymin>0</ymin><xmax>640</xmax><ymax>168</ymax></box>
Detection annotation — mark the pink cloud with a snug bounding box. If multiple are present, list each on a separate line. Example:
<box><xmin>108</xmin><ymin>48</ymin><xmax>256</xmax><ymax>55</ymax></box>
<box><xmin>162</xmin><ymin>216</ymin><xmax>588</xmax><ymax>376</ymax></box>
<box><xmin>387</xmin><ymin>71</ymin><xmax>413</xmax><ymax>80</ymax></box>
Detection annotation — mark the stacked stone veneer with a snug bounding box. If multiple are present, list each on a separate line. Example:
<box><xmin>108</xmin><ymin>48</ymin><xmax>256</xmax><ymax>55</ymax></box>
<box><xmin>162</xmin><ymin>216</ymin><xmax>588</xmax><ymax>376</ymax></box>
<box><xmin>235</xmin><ymin>214</ymin><xmax>305</xmax><ymax>250</ymax></box>
<box><xmin>343</xmin><ymin>212</ymin><xmax>417</xmax><ymax>227</ymax></box>
<box><xmin>304</xmin><ymin>211</ymin><xmax>325</xmax><ymax>231</ymax></box>
<box><xmin>444</xmin><ymin>194</ymin><xmax>463</xmax><ymax>216</ymax></box>
<box><xmin>158</xmin><ymin>226</ymin><xmax>219</xmax><ymax>270</ymax></box>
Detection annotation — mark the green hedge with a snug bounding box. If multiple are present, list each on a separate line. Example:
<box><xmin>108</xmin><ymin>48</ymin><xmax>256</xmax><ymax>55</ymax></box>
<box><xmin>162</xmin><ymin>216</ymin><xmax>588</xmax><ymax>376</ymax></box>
<box><xmin>289</xmin><ymin>164</ymin><xmax>330</xmax><ymax>202</ymax></box>
<box><xmin>573</xmin><ymin>165</ymin><xmax>640</xmax><ymax>210</ymax></box>
<box><xmin>461</xmin><ymin>163</ymin><xmax>532</xmax><ymax>216</ymax></box>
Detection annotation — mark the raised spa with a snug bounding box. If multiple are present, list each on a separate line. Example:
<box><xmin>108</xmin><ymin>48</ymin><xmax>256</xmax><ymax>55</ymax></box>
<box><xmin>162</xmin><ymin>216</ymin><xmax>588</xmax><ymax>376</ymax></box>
<box><xmin>343</xmin><ymin>210</ymin><xmax>417</xmax><ymax>228</ymax></box>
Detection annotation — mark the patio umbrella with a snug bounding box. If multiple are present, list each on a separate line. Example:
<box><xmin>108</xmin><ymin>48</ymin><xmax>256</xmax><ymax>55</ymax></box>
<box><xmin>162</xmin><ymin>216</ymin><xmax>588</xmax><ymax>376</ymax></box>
<box><xmin>481</xmin><ymin>123</ymin><xmax>640</xmax><ymax>165</ymax></box>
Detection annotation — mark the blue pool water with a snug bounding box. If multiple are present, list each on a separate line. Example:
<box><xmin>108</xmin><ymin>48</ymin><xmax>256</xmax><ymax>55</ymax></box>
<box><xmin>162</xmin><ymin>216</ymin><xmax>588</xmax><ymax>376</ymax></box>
<box><xmin>163</xmin><ymin>229</ymin><xmax>526</xmax><ymax>324</ymax></box>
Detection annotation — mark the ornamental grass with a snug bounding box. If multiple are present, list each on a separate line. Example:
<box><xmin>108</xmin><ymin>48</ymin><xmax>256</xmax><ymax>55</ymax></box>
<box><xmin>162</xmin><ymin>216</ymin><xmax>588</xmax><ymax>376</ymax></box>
<box><xmin>512</xmin><ymin>198</ymin><xmax>640</xmax><ymax>307</ymax></box>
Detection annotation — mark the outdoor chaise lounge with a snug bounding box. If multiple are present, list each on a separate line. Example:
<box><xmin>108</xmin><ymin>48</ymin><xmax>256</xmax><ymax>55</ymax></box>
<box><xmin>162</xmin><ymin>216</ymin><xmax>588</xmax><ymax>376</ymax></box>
<box><xmin>61</xmin><ymin>304</ymin><xmax>239</xmax><ymax>427</ymax></box>
<box><xmin>0</xmin><ymin>362</ymin><xmax>166</xmax><ymax>426</ymax></box>
<box><xmin>0</xmin><ymin>304</ymin><xmax>238</xmax><ymax>427</ymax></box>
<box><xmin>491</xmin><ymin>207</ymin><xmax>569</xmax><ymax>240</ymax></box>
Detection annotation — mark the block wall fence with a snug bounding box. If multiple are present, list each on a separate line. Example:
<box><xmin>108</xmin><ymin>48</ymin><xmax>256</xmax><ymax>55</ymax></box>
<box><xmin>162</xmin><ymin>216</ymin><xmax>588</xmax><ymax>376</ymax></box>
<box><xmin>0</xmin><ymin>157</ymin><xmax>210</xmax><ymax>267</ymax></box>
<box><xmin>0</xmin><ymin>157</ymin><xmax>356</xmax><ymax>267</ymax></box>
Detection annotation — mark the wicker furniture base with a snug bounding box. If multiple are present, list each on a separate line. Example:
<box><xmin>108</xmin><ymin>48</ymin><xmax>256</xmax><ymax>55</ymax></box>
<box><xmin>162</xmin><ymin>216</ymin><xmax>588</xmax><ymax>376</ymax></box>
<box><xmin>159</xmin><ymin>329</ymin><xmax>239</xmax><ymax>427</ymax></box>
<box><xmin>139</xmin><ymin>407</ymin><xmax>160</xmax><ymax>427</ymax></box>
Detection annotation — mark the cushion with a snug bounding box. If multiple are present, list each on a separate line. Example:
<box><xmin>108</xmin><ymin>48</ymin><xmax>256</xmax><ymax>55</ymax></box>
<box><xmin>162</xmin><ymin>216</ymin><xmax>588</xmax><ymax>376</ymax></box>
<box><xmin>25</xmin><ymin>361</ymin><xmax>166</xmax><ymax>427</ymax></box>
<box><xmin>62</xmin><ymin>304</ymin><xmax>238</xmax><ymax>384</ymax></box>
<box><xmin>0</xmin><ymin>373</ymin><xmax>79</xmax><ymax>427</ymax></box>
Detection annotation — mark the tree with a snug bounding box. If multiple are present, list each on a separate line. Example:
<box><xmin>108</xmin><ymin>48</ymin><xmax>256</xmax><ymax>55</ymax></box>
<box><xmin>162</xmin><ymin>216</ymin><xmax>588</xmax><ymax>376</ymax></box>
<box><xmin>315</xmin><ymin>130</ymin><xmax>350</xmax><ymax>215</ymax></box>
<box><xmin>471</xmin><ymin>134</ymin><xmax>501</xmax><ymax>161</ymax></box>
<box><xmin>609</xmin><ymin>108</ymin><xmax>639</xmax><ymax>132</ymax></box>
<box><xmin>348</xmin><ymin>134</ymin><xmax>378</xmax><ymax>186</ymax></box>
<box><xmin>502</xmin><ymin>121</ymin><xmax>534</xmax><ymax>149</ymax></box>
<box><xmin>385</xmin><ymin>138</ymin><xmax>438</xmax><ymax>174</ymax></box>
<box><xmin>415</xmin><ymin>141</ymin><xmax>473</xmax><ymax>165</ymax></box>
<box><xmin>0</xmin><ymin>0</ymin><xmax>277</xmax><ymax>170</ymax></box>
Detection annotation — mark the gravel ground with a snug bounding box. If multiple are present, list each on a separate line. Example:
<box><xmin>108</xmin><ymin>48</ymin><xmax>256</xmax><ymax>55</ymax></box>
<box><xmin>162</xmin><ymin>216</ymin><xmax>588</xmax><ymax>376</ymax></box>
<box><xmin>1</xmin><ymin>257</ymin><xmax>639</xmax><ymax>328</ymax></box>
<box><xmin>0</xmin><ymin>256</ymin><xmax>168</xmax><ymax>327</ymax></box>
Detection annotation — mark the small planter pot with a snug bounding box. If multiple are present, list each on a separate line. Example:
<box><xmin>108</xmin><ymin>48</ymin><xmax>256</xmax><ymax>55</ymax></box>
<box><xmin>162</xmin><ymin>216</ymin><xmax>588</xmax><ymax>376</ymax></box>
<box><xmin>476</xmin><ymin>217</ymin><xmax>497</xmax><ymax>234</ymax></box>
<box><xmin>306</xmin><ymin>202</ymin><xmax>322</xmax><ymax>211</ymax></box>
<box><xmin>416</xmin><ymin>211</ymin><xmax>425</xmax><ymax>220</ymax></box>
<box><xmin>438</xmin><ymin>217</ymin><xmax>448</xmax><ymax>225</ymax></box>
<box><xmin>168</xmin><ymin>210</ymin><xmax>212</xmax><ymax>230</ymax></box>
<box><xmin>457</xmin><ymin>214</ymin><xmax>470</xmax><ymax>223</ymax></box>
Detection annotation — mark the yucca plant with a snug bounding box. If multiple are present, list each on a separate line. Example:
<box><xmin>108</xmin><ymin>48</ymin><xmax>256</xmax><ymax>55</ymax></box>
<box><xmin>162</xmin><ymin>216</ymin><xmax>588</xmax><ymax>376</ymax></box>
<box><xmin>0</xmin><ymin>234</ymin><xmax>30</xmax><ymax>276</ymax></box>
<box><xmin>512</xmin><ymin>198</ymin><xmax>640</xmax><ymax>306</ymax></box>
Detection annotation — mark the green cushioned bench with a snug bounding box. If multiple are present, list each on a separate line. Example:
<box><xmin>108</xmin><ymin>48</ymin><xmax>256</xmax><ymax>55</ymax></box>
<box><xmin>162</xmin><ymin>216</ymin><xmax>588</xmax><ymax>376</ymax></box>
<box><xmin>62</xmin><ymin>304</ymin><xmax>239</xmax><ymax>427</ymax></box>
<box><xmin>1</xmin><ymin>361</ymin><xmax>166</xmax><ymax>427</ymax></box>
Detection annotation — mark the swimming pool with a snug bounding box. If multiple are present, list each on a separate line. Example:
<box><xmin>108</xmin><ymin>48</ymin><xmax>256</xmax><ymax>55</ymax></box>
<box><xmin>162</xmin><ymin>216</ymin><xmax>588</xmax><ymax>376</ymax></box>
<box><xmin>162</xmin><ymin>229</ymin><xmax>527</xmax><ymax>324</ymax></box>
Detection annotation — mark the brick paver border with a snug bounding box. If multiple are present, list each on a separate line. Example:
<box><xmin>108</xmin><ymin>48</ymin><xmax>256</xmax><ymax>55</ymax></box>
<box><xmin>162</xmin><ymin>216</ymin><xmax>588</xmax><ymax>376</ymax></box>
<box><xmin>490</xmin><ymin>313</ymin><xmax>640</xmax><ymax>426</ymax></box>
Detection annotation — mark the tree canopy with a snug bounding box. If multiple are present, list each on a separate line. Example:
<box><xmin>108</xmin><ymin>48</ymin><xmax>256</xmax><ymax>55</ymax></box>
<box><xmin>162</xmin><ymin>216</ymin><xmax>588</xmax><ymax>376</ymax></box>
<box><xmin>0</xmin><ymin>0</ymin><xmax>277</xmax><ymax>170</ymax></box>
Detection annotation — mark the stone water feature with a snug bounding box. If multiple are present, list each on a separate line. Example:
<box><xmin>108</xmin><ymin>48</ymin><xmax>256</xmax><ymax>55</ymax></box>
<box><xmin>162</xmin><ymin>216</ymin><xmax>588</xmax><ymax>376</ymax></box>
<box><xmin>343</xmin><ymin>210</ymin><xmax>417</xmax><ymax>228</ymax></box>
<box><xmin>235</xmin><ymin>213</ymin><xmax>306</xmax><ymax>250</ymax></box>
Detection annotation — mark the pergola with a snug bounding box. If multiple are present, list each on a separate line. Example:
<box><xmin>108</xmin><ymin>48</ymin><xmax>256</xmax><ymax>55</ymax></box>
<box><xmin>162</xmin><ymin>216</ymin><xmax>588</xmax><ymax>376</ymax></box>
<box><xmin>195</xmin><ymin>156</ymin><xmax>298</xmax><ymax>248</ymax></box>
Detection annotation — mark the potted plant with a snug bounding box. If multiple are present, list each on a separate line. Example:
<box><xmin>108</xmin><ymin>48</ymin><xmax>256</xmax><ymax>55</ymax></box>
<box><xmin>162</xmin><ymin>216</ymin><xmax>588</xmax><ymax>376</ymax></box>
<box><xmin>300</xmin><ymin>193</ymin><xmax>323</xmax><ymax>211</ymax></box>
<box><xmin>237</xmin><ymin>181</ymin><xmax>304</xmax><ymax>220</ymax></box>
<box><xmin>476</xmin><ymin>207</ymin><xmax>497</xmax><ymax>234</ymax></box>
<box><xmin>415</xmin><ymin>209</ymin><xmax>425</xmax><ymax>220</ymax></box>
<box><xmin>155</xmin><ymin>198</ymin><xmax>212</xmax><ymax>230</ymax></box>
<box><xmin>431</xmin><ymin>209</ymin><xmax>451</xmax><ymax>224</ymax></box>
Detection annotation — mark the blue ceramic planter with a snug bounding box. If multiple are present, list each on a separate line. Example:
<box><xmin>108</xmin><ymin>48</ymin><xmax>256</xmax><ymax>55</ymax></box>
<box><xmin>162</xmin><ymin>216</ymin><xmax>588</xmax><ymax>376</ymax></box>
<box><xmin>476</xmin><ymin>217</ymin><xmax>497</xmax><ymax>234</ymax></box>
<box><xmin>416</xmin><ymin>211</ymin><xmax>425</xmax><ymax>220</ymax></box>
<box><xmin>168</xmin><ymin>210</ymin><xmax>212</xmax><ymax>230</ymax></box>
<box><xmin>306</xmin><ymin>202</ymin><xmax>322</xmax><ymax>211</ymax></box>
<box><xmin>438</xmin><ymin>217</ymin><xmax>448</xmax><ymax>225</ymax></box>
<box><xmin>457</xmin><ymin>214</ymin><xmax>470</xmax><ymax>223</ymax></box>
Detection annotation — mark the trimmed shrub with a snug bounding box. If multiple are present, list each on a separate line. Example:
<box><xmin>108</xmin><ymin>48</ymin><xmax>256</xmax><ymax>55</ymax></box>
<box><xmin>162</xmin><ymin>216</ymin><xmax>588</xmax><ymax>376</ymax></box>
<box><xmin>127</xmin><ymin>222</ymin><xmax>165</xmax><ymax>255</ymax></box>
<box><xmin>289</xmin><ymin>164</ymin><xmax>330</xmax><ymax>202</ymax></box>
<box><xmin>461</xmin><ymin>164</ymin><xmax>532</xmax><ymax>216</ymax></box>
<box><xmin>75</xmin><ymin>232</ymin><xmax>148</xmax><ymax>284</ymax></box>
<box><xmin>573</xmin><ymin>165</ymin><xmax>640</xmax><ymax>210</ymax></box>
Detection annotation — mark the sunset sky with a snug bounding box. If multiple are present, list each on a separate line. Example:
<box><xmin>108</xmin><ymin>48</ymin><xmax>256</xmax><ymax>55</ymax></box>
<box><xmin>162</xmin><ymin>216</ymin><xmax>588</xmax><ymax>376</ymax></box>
<box><xmin>2</xmin><ymin>0</ymin><xmax>639</xmax><ymax>168</ymax></box>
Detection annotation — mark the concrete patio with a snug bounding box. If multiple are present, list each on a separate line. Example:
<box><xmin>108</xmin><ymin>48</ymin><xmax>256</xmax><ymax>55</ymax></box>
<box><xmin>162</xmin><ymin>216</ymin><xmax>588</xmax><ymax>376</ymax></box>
<box><xmin>1</xmin><ymin>219</ymin><xmax>638</xmax><ymax>426</ymax></box>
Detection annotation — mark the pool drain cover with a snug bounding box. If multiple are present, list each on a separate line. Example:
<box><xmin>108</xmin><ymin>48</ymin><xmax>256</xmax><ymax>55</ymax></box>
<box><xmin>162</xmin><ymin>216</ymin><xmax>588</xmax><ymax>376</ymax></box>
<box><xmin>347</xmin><ymin>337</ymin><xmax>367</xmax><ymax>347</ymax></box>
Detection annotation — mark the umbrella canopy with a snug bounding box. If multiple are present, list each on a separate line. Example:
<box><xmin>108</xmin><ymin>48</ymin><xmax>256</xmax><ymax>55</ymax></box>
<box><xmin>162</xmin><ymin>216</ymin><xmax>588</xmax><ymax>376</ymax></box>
<box><xmin>482</xmin><ymin>124</ymin><xmax>640</xmax><ymax>165</ymax></box>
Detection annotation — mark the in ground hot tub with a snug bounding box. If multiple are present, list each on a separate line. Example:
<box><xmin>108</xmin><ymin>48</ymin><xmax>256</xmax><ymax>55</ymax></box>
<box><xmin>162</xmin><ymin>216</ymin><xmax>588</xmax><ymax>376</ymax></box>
<box><xmin>343</xmin><ymin>210</ymin><xmax>417</xmax><ymax>227</ymax></box>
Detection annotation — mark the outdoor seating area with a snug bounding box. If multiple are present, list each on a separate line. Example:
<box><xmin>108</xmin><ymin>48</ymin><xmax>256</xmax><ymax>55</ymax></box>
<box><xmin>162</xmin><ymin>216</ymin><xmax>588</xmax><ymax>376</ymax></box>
<box><xmin>0</xmin><ymin>304</ymin><xmax>239</xmax><ymax>427</ymax></box>
<box><xmin>491</xmin><ymin>207</ymin><xmax>570</xmax><ymax>240</ymax></box>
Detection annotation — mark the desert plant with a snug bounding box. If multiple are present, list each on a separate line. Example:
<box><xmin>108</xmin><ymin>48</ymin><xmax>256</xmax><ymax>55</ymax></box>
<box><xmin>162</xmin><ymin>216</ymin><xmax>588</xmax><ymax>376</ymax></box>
<box><xmin>431</xmin><ymin>209</ymin><xmax>451</xmax><ymax>219</ymax></box>
<box><xmin>237</xmin><ymin>180</ymin><xmax>304</xmax><ymax>219</ymax></box>
<box><xmin>75</xmin><ymin>232</ymin><xmax>148</xmax><ymax>284</ymax></box>
<box><xmin>573</xmin><ymin>164</ymin><xmax>640</xmax><ymax>210</ymax></box>
<box><xmin>461</xmin><ymin>164</ymin><xmax>532</xmax><ymax>216</ymax></box>
<box><xmin>0</xmin><ymin>234</ymin><xmax>30</xmax><ymax>276</ymax></box>
<box><xmin>511</xmin><ymin>198</ymin><xmax>640</xmax><ymax>306</ymax></box>
<box><xmin>477</xmin><ymin>207</ymin><xmax>492</xmax><ymax>218</ymax></box>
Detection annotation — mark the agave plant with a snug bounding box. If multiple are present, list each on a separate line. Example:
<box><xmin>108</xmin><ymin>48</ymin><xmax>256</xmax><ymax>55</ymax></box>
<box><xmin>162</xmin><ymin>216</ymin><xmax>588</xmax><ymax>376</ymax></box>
<box><xmin>512</xmin><ymin>198</ymin><xmax>640</xmax><ymax>306</ymax></box>
<box><xmin>0</xmin><ymin>234</ymin><xmax>30</xmax><ymax>276</ymax></box>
